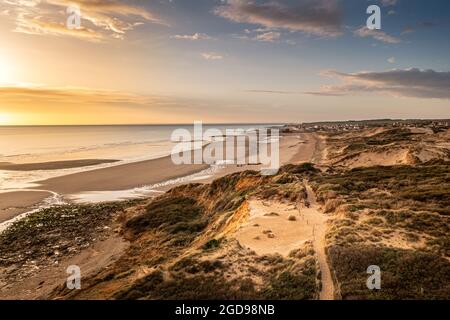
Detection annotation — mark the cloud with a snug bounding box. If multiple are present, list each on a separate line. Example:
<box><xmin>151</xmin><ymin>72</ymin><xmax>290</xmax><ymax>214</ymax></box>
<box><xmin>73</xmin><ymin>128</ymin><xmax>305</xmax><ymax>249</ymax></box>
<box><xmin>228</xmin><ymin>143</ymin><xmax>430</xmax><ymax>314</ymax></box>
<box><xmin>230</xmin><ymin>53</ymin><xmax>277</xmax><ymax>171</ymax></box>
<box><xmin>0</xmin><ymin>84</ymin><xmax>167</xmax><ymax>106</ymax></box>
<box><xmin>305</xmin><ymin>68</ymin><xmax>450</xmax><ymax>100</ymax></box>
<box><xmin>214</xmin><ymin>0</ymin><xmax>343</xmax><ymax>37</ymax></box>
<box><xmin>234</xmin><ymin>28</ymin><xmax>284</xmax><ymax>43</ymax></box>
<box><xmin>14</xmin><ymin>13</ymin><xmax>105</xmax><ymax>41</ymax></box>
<box><xmin>3</xmin><ymin>0</ymin><xmax>165</xmax><ymax>41</ymax></box>
<box><xmin>354</xmin><ymin>26</ymin><xmax>401</xmax><ymax>44</ymax></box>
<box><xmin>401</xmin><ymin>26</ymin><xmax>414</xmax><ymax>35</ymax></box>
<box><xmin>245</xmin><ymin>89</ymin><xmax>297</xmax><ymax>94</ymax></box>
<box><xmin>201</xmin><ymin>52</ymin><xmax>224</xmax><ymax>60</ymax></box>
<box><xmin>399</xmin><ymin>21</ymin><xmax>439</xmax><ymax>36</ymax></box>
<box><xmin>254</xmin><ymin>31</ymin><xmax>281</xmax><ymax>42</ymax></box>
<box><xmin>387</xmin><ymin>57</ymin><xmax>395</xmax><ymax>64</ymax></box>
<box><xmin>171</xmin><ymin>33</ymin><xmax>215</xmax><ymax>40</ymax></box>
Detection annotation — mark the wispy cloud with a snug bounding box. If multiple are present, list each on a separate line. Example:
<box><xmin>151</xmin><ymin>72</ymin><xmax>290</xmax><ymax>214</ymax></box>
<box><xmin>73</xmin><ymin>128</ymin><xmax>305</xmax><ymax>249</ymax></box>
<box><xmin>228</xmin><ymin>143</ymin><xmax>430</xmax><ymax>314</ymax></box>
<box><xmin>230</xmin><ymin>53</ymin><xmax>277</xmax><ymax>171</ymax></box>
<box><xmin>245</xmin><ymin>89</ymin><xmax>297</xmax><ymax>94</ymax></box>
<box><xmin>401</xmin><ymin>26</ymin><xmax>414</xmax><ymax>35</ymax></box>
<box><xmin>254</xmin><ymin>31</ymin><xmax>281</xmax><ymax>42</ymax></box>
<box><xmin>2</xmin><ymin>0</ymin><xmax>165</xmax><ymax>41</ymax></box>
<box><xmin>171</xmin><ymin>33</ymin><xmax>215</xmax><ymax>41</ymax></box>
<box><xmin>354</xmin><ymin>26</ymin><xmax>401</xmax><ymax>44</ymax></box>
<box><xmin>215</xmin><ymin>0</ymin><xmax>343</xmax><ymax>37</ymax></box>
<box><xmin>306</xmin><ymin>68</ymin><xmax>450</xmax><ymax>100</ymax></box>
<box><xmin>0</xmin><ymin>84</ymin><xmax>167</xmax><ymax>106</ymax></box>
<box><xmin>201</xmin><ymin>52</ymin><xmax>224</xmax><ymax>60</ymax></box>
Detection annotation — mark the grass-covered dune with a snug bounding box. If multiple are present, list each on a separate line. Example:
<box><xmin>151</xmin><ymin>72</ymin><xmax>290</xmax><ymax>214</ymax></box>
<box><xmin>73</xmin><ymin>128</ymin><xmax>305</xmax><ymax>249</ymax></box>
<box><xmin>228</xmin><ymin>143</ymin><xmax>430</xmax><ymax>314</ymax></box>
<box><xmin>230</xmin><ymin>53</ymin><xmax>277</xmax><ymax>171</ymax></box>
<box><xmin>1</xmin><ymin>161</ymin><xmax>449</xmax><ymax>300</ymax></box>
<box><xmin>311</xmin><ymin>161</ymin><xmax>450</xmax><ymax>299</ymax></box>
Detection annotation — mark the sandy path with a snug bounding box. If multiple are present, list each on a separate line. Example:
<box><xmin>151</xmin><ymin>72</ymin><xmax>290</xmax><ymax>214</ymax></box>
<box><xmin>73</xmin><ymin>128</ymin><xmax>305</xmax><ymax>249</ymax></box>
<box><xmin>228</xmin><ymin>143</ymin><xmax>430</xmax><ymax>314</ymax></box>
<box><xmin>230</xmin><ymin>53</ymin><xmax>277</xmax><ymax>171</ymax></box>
<box><xmin>302</xmin><ymin>180</ymin><xmax>335</xmax><ymax>300</ymax></box>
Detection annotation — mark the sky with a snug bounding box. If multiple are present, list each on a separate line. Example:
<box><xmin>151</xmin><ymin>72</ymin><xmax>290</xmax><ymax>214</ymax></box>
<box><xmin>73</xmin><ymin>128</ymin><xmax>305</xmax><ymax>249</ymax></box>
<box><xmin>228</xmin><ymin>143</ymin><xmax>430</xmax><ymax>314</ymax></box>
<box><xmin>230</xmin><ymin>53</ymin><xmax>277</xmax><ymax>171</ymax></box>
<box><xmin>0</xmin><ymin>0</ymin><xmax>449</xmax><ymax>125</ymax></box>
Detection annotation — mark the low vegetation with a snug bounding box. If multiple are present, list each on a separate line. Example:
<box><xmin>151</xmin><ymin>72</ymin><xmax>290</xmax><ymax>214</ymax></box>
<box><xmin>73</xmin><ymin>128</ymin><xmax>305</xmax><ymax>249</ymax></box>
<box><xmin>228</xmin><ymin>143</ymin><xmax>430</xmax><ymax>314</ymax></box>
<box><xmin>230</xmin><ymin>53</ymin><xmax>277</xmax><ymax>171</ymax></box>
<box><xmin>1</xmin><ymin>127</ymin><xmax>448</xmax><ymax>300</ymax></box>
<box><xmin>0</xmin><ymin>201</ymin><xmax>139</xmax><ymax>281</ymax></box>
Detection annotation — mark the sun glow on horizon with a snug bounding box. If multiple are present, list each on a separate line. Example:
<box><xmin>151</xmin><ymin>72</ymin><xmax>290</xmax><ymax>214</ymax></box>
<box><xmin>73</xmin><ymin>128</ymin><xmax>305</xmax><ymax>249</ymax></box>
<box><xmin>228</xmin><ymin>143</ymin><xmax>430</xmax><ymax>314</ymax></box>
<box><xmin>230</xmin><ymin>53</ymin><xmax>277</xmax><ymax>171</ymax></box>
<box><xmin>0</xmin><ymin>52</ymin><xmax>17</xmax><ymax>84</ymax></box>
<box><xmin>0</xmin><ymin>113</ymin><xmax>12</xmax><ymax>125</ymax></box>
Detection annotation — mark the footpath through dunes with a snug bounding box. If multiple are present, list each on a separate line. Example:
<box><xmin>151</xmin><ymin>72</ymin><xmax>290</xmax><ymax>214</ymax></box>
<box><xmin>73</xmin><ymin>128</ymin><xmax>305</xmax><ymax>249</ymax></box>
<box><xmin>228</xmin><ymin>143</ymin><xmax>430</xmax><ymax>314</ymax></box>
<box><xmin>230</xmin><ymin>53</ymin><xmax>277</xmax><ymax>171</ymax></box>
<box><xmin>302</xmin><ymin>181</ymin><xmax>335</xmax><ymax>300</ymax></box>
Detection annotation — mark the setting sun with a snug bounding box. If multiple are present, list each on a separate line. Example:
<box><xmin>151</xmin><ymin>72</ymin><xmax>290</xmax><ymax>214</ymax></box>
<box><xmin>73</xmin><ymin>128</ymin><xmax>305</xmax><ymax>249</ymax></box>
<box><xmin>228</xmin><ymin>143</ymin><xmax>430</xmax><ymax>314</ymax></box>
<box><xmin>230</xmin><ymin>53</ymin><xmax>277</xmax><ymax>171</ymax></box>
<box><xmin>0</xmin><ymin>52</ymin><xmax>16</xmax><ymax>84</ymax></box>
<box><xmin>0</xmin><ymin>113</ymin><xmax>11</xmax><ymax>125</ymax></box>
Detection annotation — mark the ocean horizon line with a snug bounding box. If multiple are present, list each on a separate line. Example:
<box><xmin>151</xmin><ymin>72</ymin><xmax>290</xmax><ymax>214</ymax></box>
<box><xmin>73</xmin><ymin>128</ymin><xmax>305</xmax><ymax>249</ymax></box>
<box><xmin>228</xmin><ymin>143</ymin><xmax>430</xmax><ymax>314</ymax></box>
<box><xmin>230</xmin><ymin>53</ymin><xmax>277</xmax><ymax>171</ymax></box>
<box><xmin>0</xmin><ymin>123</ymin><xmax>286</xmax><ymax>127</ymax></box>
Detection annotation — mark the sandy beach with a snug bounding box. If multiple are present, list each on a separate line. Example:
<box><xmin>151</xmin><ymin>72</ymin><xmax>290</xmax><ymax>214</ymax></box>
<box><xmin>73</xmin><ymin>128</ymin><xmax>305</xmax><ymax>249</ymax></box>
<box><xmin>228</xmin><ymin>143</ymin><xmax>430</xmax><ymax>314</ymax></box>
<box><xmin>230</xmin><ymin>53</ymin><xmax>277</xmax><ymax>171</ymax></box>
<box><xmin>0</xmin><ymin>159</ymin><xmax>119</xmax><ymax>171</ymax></box>
<box><xmin>0</xmin><ymin>132</ymin><xmax>321</xmax><ymax>226</ymax></box>
<box><xmin>32</xmin><ymin>155</ymin><xmax>210</xmax><ymax>194</ymax></box>
<box><xmin>0</xmin><ymin>191</ymin><xmax>52</xmax><ymax>224</ymax></box>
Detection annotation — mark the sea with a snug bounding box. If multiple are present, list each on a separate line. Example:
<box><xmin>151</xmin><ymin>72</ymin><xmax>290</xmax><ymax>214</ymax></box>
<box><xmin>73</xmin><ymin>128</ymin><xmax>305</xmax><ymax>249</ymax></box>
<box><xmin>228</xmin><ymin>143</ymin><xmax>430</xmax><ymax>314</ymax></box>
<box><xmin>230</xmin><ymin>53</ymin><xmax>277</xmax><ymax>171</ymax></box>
<box><xmin>0</xmin><ymin>124</ymin><xmax>277</xmax><ymax>192</ymax></box>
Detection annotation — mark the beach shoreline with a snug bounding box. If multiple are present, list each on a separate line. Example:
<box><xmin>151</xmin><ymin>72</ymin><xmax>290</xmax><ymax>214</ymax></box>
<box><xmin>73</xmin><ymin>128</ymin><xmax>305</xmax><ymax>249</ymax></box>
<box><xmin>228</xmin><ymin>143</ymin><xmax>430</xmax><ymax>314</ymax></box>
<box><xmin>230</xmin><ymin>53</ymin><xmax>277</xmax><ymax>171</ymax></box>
<box><xmin>0</xmin><ymin>132</ymin><xmax>319</xmax><ymax>227</ymax></box>
<box><xmin>0</xmin><ymin>191</ymin><xmax>52</xmax><ymax>224</ymax></box>
<box><xmin>0</xmin><ymin>159</ymin><xmax>119</xmax><ymax>171</ymax></box>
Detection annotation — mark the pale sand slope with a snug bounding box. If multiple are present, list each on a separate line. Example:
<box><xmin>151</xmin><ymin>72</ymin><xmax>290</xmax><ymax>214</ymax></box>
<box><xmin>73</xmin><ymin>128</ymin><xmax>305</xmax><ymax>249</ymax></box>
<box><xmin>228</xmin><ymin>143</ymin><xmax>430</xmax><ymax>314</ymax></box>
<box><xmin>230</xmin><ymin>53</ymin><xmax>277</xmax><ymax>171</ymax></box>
<box><xmin>234</xmin><ymin>200</ymin><xmax>309</xmax><ymax>256</ymax></box>
<box><xmin>232</xmin><ymin>183</ymin><xmax>335</xmax><ymax>300</ymax></box>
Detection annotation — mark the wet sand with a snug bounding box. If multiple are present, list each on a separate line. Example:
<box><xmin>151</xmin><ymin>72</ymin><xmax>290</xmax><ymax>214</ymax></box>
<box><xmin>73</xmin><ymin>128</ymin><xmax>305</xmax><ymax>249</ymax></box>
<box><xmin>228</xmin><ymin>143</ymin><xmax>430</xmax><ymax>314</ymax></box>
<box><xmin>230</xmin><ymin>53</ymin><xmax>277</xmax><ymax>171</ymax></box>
<box><xmin>33</xmin><ymin>155</ymin><xmax>210</xmax><ymax>194</ymax></box>
<box><xmin>1</xmin><ymin>133</ymin><xmax>320</xmax><ymax>224</ymax></box>
<box><xmin>157</xmin><ymin>133</ymin><xmax>319</xmax><ymax>189</ymax></box>
<box><xmin>289</xmin><ymin>133</ymin><xmax>319</xmax><ymax>163</ymax></box>
<box><xmin>0</xmin><ymin>159</ymin><xmax>119</xmax><ymax>171</ymax></box>
<box><xmin>0</xmin><ymin>191</ymin><xmax>52</xmax><ymax>223</ymax></box>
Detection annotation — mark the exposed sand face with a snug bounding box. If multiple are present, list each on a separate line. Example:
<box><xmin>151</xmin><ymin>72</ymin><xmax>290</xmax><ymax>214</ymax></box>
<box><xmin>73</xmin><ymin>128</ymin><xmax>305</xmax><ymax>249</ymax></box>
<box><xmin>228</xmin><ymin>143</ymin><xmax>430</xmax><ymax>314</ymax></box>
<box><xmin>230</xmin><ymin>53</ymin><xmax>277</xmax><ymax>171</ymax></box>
<box><xmin>340</xmin><ymin>149</ymin><xmax>411</xmax><ymax>168</ymax></box>
<box><xmin>232</xmin><ymin>181</ymin><xmax>335</xmax><ymax>299</ymax></box>
<box><xmin>234</xmin><ymin>200</ymin><xmax>310</xmax><ymax>256</ymax></box>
